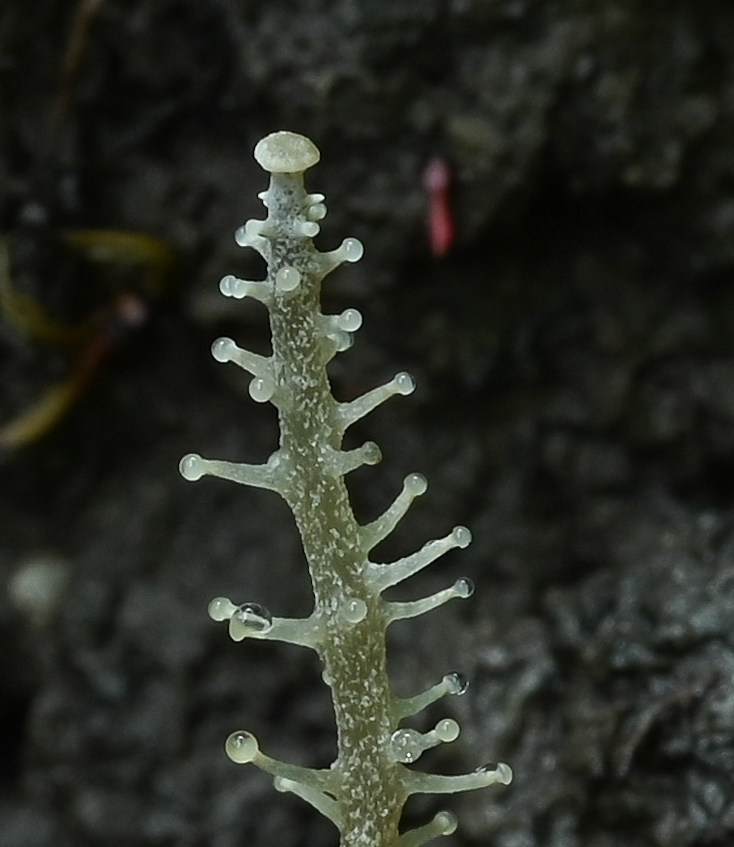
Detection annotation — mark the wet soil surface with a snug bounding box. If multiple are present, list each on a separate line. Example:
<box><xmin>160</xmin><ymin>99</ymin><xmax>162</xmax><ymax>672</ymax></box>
<box><xmin>2</xmin><ymin>2</ymin><xmax>734</xmax><ymax>846</ymax></box>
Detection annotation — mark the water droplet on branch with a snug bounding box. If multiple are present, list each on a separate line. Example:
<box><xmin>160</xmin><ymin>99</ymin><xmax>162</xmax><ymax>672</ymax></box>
<box><xmin>236</xmin><ymin>603</ymin><xmax>272</xmax><ymax>631</ymax></box>
<box><xmin>389</xmin><ymin>728</ymin><xmax>424</xmax><ymax>763</ymax></box>
<box><xmin>444</xmin><ymin>672</ymin><xmax>469</xmax><ymax>695</ymax></box>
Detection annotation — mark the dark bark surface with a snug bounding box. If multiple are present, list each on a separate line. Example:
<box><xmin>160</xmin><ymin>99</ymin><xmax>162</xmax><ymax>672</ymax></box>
<box><xmin>2</xmin><ymin>1</ymin><xmax>734</xmax><ymax>846</ymax></box>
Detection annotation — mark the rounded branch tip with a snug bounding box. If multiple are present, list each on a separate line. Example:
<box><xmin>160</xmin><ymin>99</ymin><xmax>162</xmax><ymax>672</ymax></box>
<box><xmin>452</xmin><ymin>525</ymin><xmax>472</xmax><ymax>548</ymax></box>
<box><xmin>275</xmin><ymin>266</ymin><xmax>301</xmax><ymax>292</ymax></box>
<box><xmin>208</xmin><ymin>596</ymin><xmax>236</xmax><ymax>621</ymax></box>
<box><xmin>254</xmin><ymin>131</ymin><xmax>320</xmax><ymax>174</ymax></box>
<box><xmin>340</xmin><ymin>597</ymin><xmax>367</xmax><ymax>624</ymax></box>
<box><xmin>454</xmin><ymin>577</ymin><xmax>475</xmax><ymax>599</ymax></box>
<box><xmin>179</xmin><ymin>453</ymin><xmax>205</xmax><ymax>481</ymax></box>
<box><xmin>435</xmin><ymin>718</ymin><xmax>460</xmax><ymax>743</ymax></box>
<box><xmin>331</xmin><ymin>237</ymin><xmax>363</xmax><ymax>264</ymax></box>
<box><xmin>342</xmin><ymin>237</ymin><xmax>364</xmax><ymax>262</ymax></box>
<box><xmin>226</xmin><ymin>730</ymin><xmax>259</xmax><ymax>764</ymax></box>
<box><xmin>435</xmin><ymin>811</ymin><xmax>458</xmax><ymax>836</ymax></box>
<box><xmin>390</xmin><ymin>728</ymin><xmax>424</xmax><ymax>763</ymax></box>
<box><xmin>249</xmin><ymin>376</ymin><xmax>275</xmax><ymax>403</ymax></box>
<box><xmin>300</xmin><ymin>221</ymin><xmax>320</xmax><ymax>237</ymax></box>
<box><xmin>394</xmin><ymin>372</ymin><xmax>415</xmax><ymax>395</ymax></box>
<box><xmin>497</xmin><ymin>762</ymin><xmax>513</xmax><ymax>784</ymax></box>
<box><xmin>336</xmin><ymin>308</ymin><xmax>362</xmax><ymax>332</ymax></box>
<box><xmin>363</xmin><ymin>441</ymin><xmax>382</xmax><ymax>465</ymax></box>
<box><xmin>404</xmin><ymin>473</ymin><xmax>428</xmax><ymax>496</ymax></box>
<box><xmin>211</xmin><ymin>337</ymin><xmax>235</xmax><ymax>362</ymax></box>
<box><xmin>444</xmin><ymin>671</ymin><xmax>469</xmax><ymax>695</ymax></box>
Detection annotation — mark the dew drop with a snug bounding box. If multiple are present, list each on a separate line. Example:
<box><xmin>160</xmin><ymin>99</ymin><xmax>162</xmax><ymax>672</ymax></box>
<box><xmin>211</xmin><ymin>337</ymin><xmax>235</xmax><ymax>362</ymax></box>
<box><xmin>475</xmin><ymin>762</ymin><xmax>496</xmax><ymax>774</ymax></box>
<box><xmin>275</xmin><ymin>266</ymin><xmax>301</xmax><ymax>292</ymax></box>
<box><xmin>444</xmin><ymin>672</ymin><xmax>469</xmax><ymax>695</ymax></box>
<box><xmin>389</xmin><ymin>728</ymin><xmax>423</xmax><ymax>763</ymax></box>
<box><xmin>300</xmin><ymin>221</ymin><xmax>320</xmax><ymax>237</ymax></box>
<box><xmin>179</xmin><ymin>453</ymin><xmax>205</xmax><ymax>481</ymax></box>
<box><xmin>208</xmin><ymin>596</ymin><xmax>235</xmax><ymax>621</ymax></box>
<box><xmin>341</xmin><ymin>237</ymin><xmax>364</xmax><ymax>262</ymax></box>
<box><xmin>394</xmin><ymin>372</ymin><xmax>415</xmax><ymax>395</ymax></box>
<box><xmin>249</xmin><ymin>376</ymin><xmax>274</xmax><ymax>403</ymax></box>
<box><xmin>404</xmin><ymin>473</ymin><xmax>428</xmax><ymax>496</ymax></box>
<box><xmin>475</xmin><ymin>762</ymin><xmax>513</xmax><ymax>785</ymax></box>
<box><xmin>455</xmin><ymin>577</ymin><xmax>475</xmax><ymax>598</ymax></box>
<box><xmin>226</xmin><ymin>731</ymin><xmax>259</xmax><ymax>763</ymax></box>
<box><xmin>435</xmin><ymin>718</ymin><xmax>460</xmax><ymax>743</ymax></box>
<box><xmin>452</xmin><ymin>526</ymin><xmax>472</xmax><ymax>548</ymax></box>
<box><xmin>230</xmin><ymin>603</ymin><xmax>273</xmax><ymax>640</ymax></box>
<box><xmin>337</xmin><ymin>308</ymin><xmax>362</xmax><ymax>332</ymax></box>
<box><xmin>342</xmin><ymin>598</ymin><xmax>367</xmax><ymax>624</ymax></box>
<box><xmin>234</xmin><ymin>227</ymin><xmax>249</xmax><ymax>246</ymax></box>
<box><xmin>435</xmin><ymin>811</ymin><xmax>458</xmax><ymax>836</ymax></box>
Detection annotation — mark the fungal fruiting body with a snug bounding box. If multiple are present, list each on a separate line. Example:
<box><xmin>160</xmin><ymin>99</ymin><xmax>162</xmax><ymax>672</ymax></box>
<box><xmin>181</xmin><ymin>131</ymin><xmax>511</xmax><ymax>847</ymax></box>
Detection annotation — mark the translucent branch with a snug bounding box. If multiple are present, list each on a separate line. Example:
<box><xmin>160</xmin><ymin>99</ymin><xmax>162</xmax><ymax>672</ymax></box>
<box><xmin>274</xmin><ymin>777</ymin><xmax>342</xmax><ymax>828</ymax></box>
<box><xmin>361</xmin><ymin>474</ymin><xmax>428</xmax><ymax>551</ymax></box>
<box><xmin>393</xmin><ymin>672</ymin><xmax>469</xmax><ymax>721</ymax></box>
<box><xmin>234</xmin><ymin>218</ymin><xmax>274</xmax><ymax>258</ymax></box>
<box><xmin>388</xmin><ymin>720</ymin><xmax>460</xmax><ymax>764</ymax></box>
<box><xmin>315</xmin><ymin>237</ymin><xmax>364</xmax><ymax>277</ymax></box>
<box><xmin>336</xmin><ymin>372</ymin><xmax>415</xmax><ymax>431</ymax></box>
<box><xmin>320</xmin><ymin>329</ymin><xmax>355</xmax><ymax>365</ymax></box>
<box><xmin>224</xmin><ymin>730</ymin><xmax>337</xmax><ymax>794</ymax></box>
<box><xmin>211</xmin><ymin>337</ymin><xmax>271</xmax><ymax>377</ymax></box>
<box><xmin>326</xmin><ymin>441</ymin><xmax>382</xmax><ymax>477</ymax></box>
<box><xmin>208</xmin><ymin>597</ymin><xmax>323</xmax><ymax>651</ymax></box>
<box><xmin>366</xmin><ymin>528</ymin><xmax>472</xmax><ymax>592</ymax></box>
<box><xmin>321</xmin><ymin>308</ymin><xmax>363</xmax><ymax>334</ymax></box>
<box><xmin>314</xmin><ymin>308</ymin><xmax>363</xmax><ymax>365</ymax></box>
<box><xmin>385</xmin><ymin>580</ymin><xmax>474</xmax><ymax>623</ymax></box>
<box><xmin>219</xmin><ymin>274</ymin><xmax>271</xmax><ymax>304</ymax></box>
<box><xmin>394</xmin><ymin>812</ymin><xmax>457</xmax><ymax>847</ymax></box>
<box><xmin>306</xmin><ymin>192</ymin><xmax>326</xmax><ymax>209</ymax></box>
<box><xmin>211</xmin><ymin>338</ymin><xmax>277</xmax><ymax>403</ymax></box>
<box><xmin>404</xmin><ymin>763</ymin><xmax>513</xmax><ymax>796</ymax></box>
<box><xmin>255</xmin><ymin>751</ymin><xmax>336</xmax><ymax>792</ymax></box>
<box><xmin>179</xmin><ymin>453</ymin><xmax>283</xmax><ymax>493</ymax></box>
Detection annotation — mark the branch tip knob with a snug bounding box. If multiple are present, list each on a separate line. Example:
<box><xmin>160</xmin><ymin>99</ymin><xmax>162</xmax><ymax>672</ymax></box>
<box><xmin>180</xmin><ymin>453</ymin><xmax>204</xmax><ymax>481</ymax></box>
<box><xmin>254</xmin><ymin>131</ymin><xmax>321</xmax><ymax>174</ymax></box>
<box><xmin>226</xmin><ymin>730</ymin><xmax>259</xmax><ymax>764</ymax></box>
<box><xmin>435</xmin><ymin>811</ymin><xmax>458</xmax><ymax>835</ymax></box>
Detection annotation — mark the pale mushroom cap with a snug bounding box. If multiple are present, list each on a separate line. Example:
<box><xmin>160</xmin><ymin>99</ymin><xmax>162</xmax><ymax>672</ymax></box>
<box><xmin>254</xmin><ymin>131</ymin><xmax>321</xmax><ymax>174</ymax></box>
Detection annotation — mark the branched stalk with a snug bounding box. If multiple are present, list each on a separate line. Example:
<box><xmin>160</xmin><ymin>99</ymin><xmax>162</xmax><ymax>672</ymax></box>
<box><xmin>181</xmin><ymin>131</ymin><xmax>511</xmax><ymax>847</ymax></box>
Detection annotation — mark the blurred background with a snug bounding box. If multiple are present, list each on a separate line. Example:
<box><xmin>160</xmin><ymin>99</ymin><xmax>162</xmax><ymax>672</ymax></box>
<box><xmin>2</xmin><ymin>1</ymin><xmax>734</xmax><ymax>845</ymax></box>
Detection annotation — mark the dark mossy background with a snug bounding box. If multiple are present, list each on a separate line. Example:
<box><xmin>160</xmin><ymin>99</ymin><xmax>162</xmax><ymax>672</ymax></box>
<box><xmin>2</xmin><ymin>1</ymin><xmax>734</xmax><ymax>845</ymax></box>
